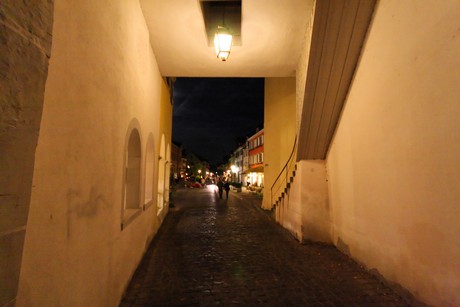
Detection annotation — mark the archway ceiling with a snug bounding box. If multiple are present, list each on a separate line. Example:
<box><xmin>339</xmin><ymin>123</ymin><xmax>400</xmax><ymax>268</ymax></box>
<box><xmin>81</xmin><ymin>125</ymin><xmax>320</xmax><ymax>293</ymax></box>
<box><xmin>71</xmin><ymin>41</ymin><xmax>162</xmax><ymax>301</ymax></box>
<box><xmin>140</xmin><ymin>0</ymin><xmax>314</xmax><ymax>77</ymax></box>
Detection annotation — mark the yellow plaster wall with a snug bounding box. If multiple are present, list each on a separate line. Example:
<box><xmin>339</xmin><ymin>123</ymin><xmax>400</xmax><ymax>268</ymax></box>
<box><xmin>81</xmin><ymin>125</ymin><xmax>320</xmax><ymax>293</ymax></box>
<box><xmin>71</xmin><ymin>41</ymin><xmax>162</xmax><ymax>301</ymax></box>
<box><xmin>263</xmin><ymin>78</ymin><xmax>296</xmax><ymax>209</ymax></box>
<box><xmin>265</xmin><ymin>78</ymin><xmax>330</xmax><ymax>243</ymax></box>
<box><xmin>326</xmin><ymin>1</ymin><xmax>460</xmax><ymax>305</ymax></box>
<box><xmin>156</xmin><ymin>79</ymin><xmax>173</xmax><ymax>218</ymax></box>
<box><xmin>159</xmin><ymin>80</ymin><xmax>173</xmax><ymax>152</ymax></box>
<box><xmin>16</xmin><ymin>0</ymin><xmax>170</xmax><ymax>305</ymax></box>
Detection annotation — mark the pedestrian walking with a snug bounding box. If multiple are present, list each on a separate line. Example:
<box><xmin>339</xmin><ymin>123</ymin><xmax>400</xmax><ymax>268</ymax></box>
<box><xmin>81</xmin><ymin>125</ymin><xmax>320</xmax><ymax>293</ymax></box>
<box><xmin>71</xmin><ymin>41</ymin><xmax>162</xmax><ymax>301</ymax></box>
<box><xmin>224</xmin><ymin>179</ymin><xmax>230</xmax><ymax>200</ymax></box>
<box><xmin>216</xmin><ymin>177</ymin><xmax>224</xmax><ymax>199</ymax></box>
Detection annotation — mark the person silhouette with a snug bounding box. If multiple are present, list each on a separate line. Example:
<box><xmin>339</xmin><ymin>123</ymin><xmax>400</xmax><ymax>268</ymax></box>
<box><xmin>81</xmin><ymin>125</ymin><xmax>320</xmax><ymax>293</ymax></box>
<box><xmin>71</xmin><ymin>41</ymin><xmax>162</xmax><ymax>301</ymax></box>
<box><xmin>216</xmin><ymin>177</ymin><xmax>224</xmax><ymax>199</ymax></box>
<box><xmin>223</xmin><ymin>179</ymin><xmax>230</xmax><ymax>200</ymax></box>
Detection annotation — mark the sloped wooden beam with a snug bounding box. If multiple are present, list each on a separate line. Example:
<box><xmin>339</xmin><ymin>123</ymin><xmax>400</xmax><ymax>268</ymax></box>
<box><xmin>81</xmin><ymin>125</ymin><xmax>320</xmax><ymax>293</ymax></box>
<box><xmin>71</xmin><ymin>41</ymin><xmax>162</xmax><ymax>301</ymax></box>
<box><xmin>297</xmin><ymin>0</ymin><xmax>376</xmax><ymax>160</ymax></box>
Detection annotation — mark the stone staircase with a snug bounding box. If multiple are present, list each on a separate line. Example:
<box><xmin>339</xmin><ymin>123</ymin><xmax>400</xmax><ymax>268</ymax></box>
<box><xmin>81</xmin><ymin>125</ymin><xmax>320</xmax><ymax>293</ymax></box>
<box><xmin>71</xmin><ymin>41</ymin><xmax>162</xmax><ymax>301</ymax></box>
<box><xmin>270</xmin><ymin>136</ymin><xmax>298</xmax><ymax>211</ymax></box>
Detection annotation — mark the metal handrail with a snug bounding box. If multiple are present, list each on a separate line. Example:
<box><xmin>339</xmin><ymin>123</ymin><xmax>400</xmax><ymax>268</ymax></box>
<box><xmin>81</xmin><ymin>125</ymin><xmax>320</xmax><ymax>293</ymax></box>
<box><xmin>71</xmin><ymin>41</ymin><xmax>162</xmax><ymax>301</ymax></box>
<box><xmin>270</xmin><ymin>136</ymin><xmax>297</xmax><ymax>207</ymax></box>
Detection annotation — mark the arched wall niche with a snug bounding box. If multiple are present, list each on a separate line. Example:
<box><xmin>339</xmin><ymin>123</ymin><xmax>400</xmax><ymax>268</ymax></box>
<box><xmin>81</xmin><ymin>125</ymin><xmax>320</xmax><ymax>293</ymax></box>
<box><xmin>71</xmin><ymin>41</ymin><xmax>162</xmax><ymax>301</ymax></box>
<box><xmin>121</xmin><ymin>118</ymin><xmax>143</xmax><ymax>230</ymax></box>
<box><xmin>157</xmin><ymin>134</ymin><xmax>166</xmax><ymax>214</ymax></box>
<box><xmin>164</xmin><ymin>143</ymin><xmax>171</xmax><ymax>204</ymax></box>
<box><xmin>144</xmin><ymin>133</ymin><xmax>155</xmax><ymax>209</ymax></box>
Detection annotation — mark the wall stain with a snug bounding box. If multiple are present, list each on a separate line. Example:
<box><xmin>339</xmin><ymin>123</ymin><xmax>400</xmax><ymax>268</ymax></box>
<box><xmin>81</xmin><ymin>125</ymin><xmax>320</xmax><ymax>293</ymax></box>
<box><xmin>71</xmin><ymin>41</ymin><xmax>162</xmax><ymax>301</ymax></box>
<box><xmin>66</xmin><ymin>186</ymin><xmax>108</xmax><ymax>239</ymax></box>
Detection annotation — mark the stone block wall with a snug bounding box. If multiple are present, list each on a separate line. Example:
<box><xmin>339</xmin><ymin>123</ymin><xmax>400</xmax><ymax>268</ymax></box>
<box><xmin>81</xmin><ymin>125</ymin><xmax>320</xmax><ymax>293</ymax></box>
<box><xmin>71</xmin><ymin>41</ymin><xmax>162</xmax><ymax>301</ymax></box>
<box><xmin>0</xmin><ymin>1</ymin><xmax>53</xmax><ymax>305</ymax></box>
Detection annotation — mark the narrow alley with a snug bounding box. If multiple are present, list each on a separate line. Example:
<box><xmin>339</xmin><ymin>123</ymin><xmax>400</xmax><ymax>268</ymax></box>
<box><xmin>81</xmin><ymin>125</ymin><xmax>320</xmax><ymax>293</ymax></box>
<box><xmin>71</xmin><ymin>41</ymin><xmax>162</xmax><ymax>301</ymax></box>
<box><xmin>120</xmin><ymin>187</ymin><xmax>409</xmax><ymax>306</ymax></box>
<box><xmin>3</xmin><ymin>1</ymin><xmax>459</xmax><ymax>305</ymax></box>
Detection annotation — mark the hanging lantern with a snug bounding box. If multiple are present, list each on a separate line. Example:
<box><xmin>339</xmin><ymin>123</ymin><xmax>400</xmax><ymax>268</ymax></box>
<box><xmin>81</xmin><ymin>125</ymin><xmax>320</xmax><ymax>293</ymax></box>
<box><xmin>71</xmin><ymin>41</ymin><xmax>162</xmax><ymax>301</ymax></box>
<box><xmin>214</xmin><ymin>26</ymin><xmax>232</xmax><ymax>61</ymax></box>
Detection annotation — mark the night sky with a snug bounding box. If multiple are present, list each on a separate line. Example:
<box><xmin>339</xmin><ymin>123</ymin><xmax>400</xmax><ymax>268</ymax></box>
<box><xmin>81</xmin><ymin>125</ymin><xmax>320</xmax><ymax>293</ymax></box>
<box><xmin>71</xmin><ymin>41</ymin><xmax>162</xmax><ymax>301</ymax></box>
<box><xmin>172</xmin><ymin>78</ymin><xmax>264</xmax><ymax>166</ymax></box>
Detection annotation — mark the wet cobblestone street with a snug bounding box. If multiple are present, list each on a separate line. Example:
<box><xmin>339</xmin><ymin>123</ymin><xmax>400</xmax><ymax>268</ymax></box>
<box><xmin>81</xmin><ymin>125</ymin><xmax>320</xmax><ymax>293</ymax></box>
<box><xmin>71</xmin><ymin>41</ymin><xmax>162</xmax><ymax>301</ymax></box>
<box><xmin>120</xmin><ymin>186</ymin><xmax>410</xmax><ymax>306</ymax></box>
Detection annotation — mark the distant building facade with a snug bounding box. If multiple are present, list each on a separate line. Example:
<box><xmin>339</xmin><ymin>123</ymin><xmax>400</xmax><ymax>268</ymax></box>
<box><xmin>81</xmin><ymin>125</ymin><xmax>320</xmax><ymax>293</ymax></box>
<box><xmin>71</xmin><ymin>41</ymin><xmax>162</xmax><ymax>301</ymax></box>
<box><xmin>171</xmin><ymin>143</ymin><xmax>183</xmax><ymax>181</ymax></box>
<box><xmin>228</xmin><ymin>128</ymin><xmax>264</xmax><ymax>187</ymax></box>
<box><xmin>247</xmin><ymin>128</ymin><xmax>264</xmax><ymax>187</ymax></box>
<box><xmin>231</xmin><ymin>144</ymin><xmax>245</xmax><ymax>183</ymax></box>
<box><xmin>180</xmin><ymin>156</ymin><xmax>187</xmax><ymax>179</ymax></box>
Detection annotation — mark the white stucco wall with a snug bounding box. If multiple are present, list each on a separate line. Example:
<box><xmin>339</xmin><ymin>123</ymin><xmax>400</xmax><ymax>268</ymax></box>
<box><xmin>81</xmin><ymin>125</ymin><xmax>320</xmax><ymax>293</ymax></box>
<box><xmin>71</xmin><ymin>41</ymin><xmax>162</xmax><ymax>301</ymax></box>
<box><xmin>278</xmin><ymin>160</ymin><xmax>330</xmax><ymax>243</ymax></box>
<box><xmin>298</xmin><ymin>161</ymin><xmax>330</xmax><ymax>243</ymax></box>
<box><xmin>326</xmin><ymin>1</ymin><xmax>460</xmax><ymax>305</ymax></box>
<box><xmin>17</xmin><ymin>0</ymin><xmax>167</xmax><ymax>305</ymax></box>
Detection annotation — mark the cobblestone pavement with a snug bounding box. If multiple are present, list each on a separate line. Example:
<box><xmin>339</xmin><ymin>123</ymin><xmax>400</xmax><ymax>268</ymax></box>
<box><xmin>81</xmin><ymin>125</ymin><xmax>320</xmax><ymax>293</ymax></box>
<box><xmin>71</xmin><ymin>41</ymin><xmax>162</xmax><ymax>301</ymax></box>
<box><xmin>120</xmin><ymin>186</ymin><xmax>410</xmax><ymax>306</ymax></box>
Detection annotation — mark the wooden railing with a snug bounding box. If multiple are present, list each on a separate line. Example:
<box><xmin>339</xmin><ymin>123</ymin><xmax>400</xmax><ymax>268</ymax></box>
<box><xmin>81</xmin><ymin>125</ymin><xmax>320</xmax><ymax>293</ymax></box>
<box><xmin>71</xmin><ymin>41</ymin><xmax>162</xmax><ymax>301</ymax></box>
<box><xmin>270</xmin><ymin>136</ymin><xmax>297</xmax><ymax>208</ymax></box>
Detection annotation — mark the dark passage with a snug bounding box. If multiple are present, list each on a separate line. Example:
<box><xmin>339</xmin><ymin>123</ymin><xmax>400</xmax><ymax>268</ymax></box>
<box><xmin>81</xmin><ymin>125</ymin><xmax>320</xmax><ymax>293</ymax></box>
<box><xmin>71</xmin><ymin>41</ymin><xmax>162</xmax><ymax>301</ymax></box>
<box><xmin>120</xmin><ymin>187</ymin><xmax>408</xmax><ymax>306</ymax></box>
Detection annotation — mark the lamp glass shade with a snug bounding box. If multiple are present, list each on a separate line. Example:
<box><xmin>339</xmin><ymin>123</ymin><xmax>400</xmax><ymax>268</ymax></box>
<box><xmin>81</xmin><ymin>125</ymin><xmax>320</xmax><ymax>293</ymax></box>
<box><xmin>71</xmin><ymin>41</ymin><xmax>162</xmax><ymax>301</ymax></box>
<box><xmin>214</xmin><ymin>30</ymin><xmax>232</xmax><ymax>61</ymax></box>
